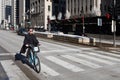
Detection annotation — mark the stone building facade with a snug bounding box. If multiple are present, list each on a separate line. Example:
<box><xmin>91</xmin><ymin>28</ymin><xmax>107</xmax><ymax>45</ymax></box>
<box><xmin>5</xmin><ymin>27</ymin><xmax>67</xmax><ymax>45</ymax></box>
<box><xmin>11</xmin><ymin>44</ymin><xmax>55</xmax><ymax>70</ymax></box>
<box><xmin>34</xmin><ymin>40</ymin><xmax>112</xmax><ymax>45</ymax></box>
<box><xmin>30</xmin><ymin>0</ymin><xmax>52</xmax><ymax>30</ymax></box>
<box><xmin>66</xmin><ymin>0</ymin><xmax>114</xmax><ymax>18</ymax></box>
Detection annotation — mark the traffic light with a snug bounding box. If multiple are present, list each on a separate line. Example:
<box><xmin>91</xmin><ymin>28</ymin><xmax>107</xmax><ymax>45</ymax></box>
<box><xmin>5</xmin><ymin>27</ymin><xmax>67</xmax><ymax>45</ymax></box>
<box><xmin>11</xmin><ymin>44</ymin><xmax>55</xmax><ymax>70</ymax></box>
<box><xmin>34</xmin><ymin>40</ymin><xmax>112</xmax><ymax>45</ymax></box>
<box><xmin>108</xmin><ymin>6</ymin><xmax>113</xmax><ymax>15</ymax></box>
<box><xmin>106</xmin><ymin>13</ymin><xmax>111</xmax><ymax>19</ymax></box>
<box><xmin>108</xmin><ymin>4</ymin><xmax>117</xmax><ymax>20</ymax></box>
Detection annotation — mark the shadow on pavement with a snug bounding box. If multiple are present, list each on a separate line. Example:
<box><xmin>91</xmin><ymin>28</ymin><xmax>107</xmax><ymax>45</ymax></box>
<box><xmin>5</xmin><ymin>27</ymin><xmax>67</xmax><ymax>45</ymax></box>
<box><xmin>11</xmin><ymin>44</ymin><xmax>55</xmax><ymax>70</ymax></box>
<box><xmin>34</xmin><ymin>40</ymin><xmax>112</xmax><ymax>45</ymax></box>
<box><xmin>14</xmin><ymin>53</ymin><xmax>34</xmax><ymax>69</ymax></box>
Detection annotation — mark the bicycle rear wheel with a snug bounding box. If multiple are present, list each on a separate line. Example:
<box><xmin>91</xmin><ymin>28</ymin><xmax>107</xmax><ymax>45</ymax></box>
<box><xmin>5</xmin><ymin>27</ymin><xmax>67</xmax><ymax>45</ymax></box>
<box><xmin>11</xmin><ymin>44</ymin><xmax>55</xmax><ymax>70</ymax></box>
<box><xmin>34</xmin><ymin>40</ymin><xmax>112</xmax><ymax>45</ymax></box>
<box><xmin>34</xmin><ymin>56</ymin><xmax>41</xmax><ymax>73</ymax></box>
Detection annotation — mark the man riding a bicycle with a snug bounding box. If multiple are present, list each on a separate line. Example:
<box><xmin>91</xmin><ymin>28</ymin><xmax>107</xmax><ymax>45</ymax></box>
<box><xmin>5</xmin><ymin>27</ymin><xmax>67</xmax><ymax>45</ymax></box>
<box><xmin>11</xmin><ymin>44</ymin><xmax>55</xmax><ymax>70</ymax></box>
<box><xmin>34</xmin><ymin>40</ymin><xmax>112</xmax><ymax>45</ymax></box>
<box><xmin>19</xmin><ymin>28</ymin><xmax>41</xmax><ymax>73</ymax></box>
<box><xmin>20</xmin><ymin>28</ymin><xmax>39</xmax><ymax>54</ymax></box>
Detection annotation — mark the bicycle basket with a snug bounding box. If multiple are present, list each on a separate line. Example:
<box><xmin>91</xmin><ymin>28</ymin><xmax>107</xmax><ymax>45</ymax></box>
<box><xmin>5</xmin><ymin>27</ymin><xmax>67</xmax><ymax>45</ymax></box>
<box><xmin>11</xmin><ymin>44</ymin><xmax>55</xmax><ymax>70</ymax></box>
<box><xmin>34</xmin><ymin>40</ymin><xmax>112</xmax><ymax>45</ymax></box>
<box><xmin>33</xmin><ymin>47</ymin><xmax>40</xmax><ymax>52</ymax></box>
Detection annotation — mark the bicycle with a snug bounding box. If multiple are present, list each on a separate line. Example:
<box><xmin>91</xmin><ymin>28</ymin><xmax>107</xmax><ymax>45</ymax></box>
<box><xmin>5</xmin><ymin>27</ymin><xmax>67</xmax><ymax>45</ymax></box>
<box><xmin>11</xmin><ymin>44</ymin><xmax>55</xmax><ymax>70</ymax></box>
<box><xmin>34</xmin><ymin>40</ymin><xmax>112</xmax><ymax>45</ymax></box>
<box><xmin>26</xmin><ymin>44</ymin><xmax>41</xmax><ymax>73</ymax></box>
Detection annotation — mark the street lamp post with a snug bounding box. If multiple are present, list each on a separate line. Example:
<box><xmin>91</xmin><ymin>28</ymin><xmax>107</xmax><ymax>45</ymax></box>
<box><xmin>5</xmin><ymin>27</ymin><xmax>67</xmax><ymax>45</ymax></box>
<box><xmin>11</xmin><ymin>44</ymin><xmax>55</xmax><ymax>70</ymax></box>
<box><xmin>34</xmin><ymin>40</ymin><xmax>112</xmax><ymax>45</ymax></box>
<box><xmin>81</xmin><ymin>10</ymin><xmax>85</xmax><ymax>36</ymax></box>
<box><xmin>112</xmin><ymin>0</ymin><xmax>116</xmax><ymax>47</ymax></box>
<box><xmin>47</xmin><ymin>16</ymin><xmax>51</xmax><ymax>32</ymax></box>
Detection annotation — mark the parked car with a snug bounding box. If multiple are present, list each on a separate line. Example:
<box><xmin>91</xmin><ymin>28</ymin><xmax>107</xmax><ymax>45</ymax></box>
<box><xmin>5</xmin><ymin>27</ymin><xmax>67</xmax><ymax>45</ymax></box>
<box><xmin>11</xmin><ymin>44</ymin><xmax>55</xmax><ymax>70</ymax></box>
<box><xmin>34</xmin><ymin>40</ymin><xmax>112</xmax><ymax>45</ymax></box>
<box><xmin>17</xmin><ymin>27</ymin><xmax>28</xmax><ymax>36</ymax></box>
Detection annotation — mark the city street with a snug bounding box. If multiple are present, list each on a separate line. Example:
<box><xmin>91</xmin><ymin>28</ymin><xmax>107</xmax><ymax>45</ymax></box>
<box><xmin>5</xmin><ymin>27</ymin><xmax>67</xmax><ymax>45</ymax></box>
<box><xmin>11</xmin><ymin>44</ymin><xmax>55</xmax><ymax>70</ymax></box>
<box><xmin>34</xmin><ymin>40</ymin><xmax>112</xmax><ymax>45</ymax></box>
<box><xmin>0</xmin><ymin>30</ymin><xmax>120</xmax><ymax>80</ymax></box>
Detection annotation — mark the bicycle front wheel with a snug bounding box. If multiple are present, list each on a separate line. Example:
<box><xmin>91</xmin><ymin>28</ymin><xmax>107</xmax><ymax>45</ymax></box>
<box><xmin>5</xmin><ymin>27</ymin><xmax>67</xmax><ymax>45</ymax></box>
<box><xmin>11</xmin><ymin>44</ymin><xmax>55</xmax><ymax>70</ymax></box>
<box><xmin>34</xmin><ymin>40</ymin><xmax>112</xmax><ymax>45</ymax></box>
<box><xmin>28</xmin><ymin>49</ymin><xmax>34</xmax><ymax>66</ymax></box>
<box><xmin>34</xmin><ymin>56</ymin><xmax>41</xmax><ymax>73</ymax></box>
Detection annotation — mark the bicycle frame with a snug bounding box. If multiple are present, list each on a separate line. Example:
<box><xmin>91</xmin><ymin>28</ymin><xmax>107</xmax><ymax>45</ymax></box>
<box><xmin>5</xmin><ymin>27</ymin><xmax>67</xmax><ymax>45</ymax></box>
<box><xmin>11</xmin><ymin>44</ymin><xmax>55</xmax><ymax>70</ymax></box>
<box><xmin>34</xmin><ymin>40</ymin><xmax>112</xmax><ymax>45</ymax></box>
<box><xmin>26</xmin><ymin>45</ymin><xmax>41</xmax><ymax>73</ymax></box>
<box><xmin>29</xmin><ymin>49</ymin><xmax>36</xmax><ymax>65</ymax></box>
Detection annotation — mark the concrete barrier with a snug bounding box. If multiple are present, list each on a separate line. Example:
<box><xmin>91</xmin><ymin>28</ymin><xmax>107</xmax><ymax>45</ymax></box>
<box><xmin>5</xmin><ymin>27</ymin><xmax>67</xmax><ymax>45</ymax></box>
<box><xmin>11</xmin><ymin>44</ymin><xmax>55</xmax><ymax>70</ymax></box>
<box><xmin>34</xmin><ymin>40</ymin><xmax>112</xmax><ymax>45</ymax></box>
<box><xmin>35</xmin><ymin>32</ymin><xmax>96</xmax><ymax>46</ymax></box>
<box><xmin>35</xmin><ymin>32</ymin><xmax>53</xmax><ymax>38</ymax></box>
<box><xmin>53</xmin><ymin>34</ymin><xmax>96</xmax><ymax>45</ymax></box>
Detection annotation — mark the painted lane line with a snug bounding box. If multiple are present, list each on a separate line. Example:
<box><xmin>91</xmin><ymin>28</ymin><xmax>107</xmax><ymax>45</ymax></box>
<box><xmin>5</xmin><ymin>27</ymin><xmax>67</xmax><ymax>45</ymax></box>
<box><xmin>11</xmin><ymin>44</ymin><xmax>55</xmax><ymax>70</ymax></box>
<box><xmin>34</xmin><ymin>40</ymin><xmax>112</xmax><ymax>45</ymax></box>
<box><xmin>46</xmin><ymin>56</ymin><xmax>84</xmax><ymax>72</ymax></box>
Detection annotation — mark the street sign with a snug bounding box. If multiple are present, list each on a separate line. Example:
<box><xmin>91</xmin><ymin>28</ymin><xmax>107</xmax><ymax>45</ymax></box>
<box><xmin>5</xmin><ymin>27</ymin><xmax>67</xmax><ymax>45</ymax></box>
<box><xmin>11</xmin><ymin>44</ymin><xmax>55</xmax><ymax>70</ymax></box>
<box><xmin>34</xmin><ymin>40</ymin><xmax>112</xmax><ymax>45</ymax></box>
<box><xmin>97</xmin><ymin>18</ymin><xmax>102</xmax><ymax>26</ymax></box>
<box><xmin>111</xmin><ymin>20</ymin><xmax>116</xmax><ymax>32</ymax></box>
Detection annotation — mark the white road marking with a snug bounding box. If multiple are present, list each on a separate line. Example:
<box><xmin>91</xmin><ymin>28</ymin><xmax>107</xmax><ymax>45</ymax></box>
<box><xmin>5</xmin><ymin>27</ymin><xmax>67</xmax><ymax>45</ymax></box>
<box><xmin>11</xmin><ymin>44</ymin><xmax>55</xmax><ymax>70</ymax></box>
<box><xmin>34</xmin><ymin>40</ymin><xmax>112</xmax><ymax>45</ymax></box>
<box><xmin>0</xmin><ymin>53</ymin><xmax>10</xmax><ymax>56</ymax></box>
<box><xmin>41</xmin><ymin>49</ymin><xmax>79</xmax><ymax>53</ymax></box>
<box><xmin>111</xmin><ymin>51</ymin><xmax>120</xmax><ymax>54</ymax></box>
<box><xmin>87</xmin><ymin>52</ymin><xmax>120</xmax><ymax>62</ymax></box>
<box><xmin>40</xmin><ymin>41</ymin><xmax>74</xmax><ymax>49</ymax></box>
<box><xmin>41</xmin><ymin>63</ymin><xmax>60</xmax><ymax>76</ymax></box>
<box><xmin>62</xmin><ymin>55</ymin><xmax>102</xmax><ymax>68</ymax></box>
<box><xmin>0</xmin><ymin>53</ymin><xmax>18</xmax><ymax>56</ymax></box>
<box><xmin>96</xmin><ymin>51</ymin><xmax>120</xmax><ymax>57</ymax></box>
<box><xmin>46</xmin><ymin>56</ymin><xmax>84</xmax><ymax>72</ymax></box>
<box><xmin>76</xmin><ymin>54</ymin><xmax>115</xmax><ymax>65</ymax></box>
<box><xmin>0</xmin><ymin>60</ymin><xmax>30</xmax><ymax>80</ymax></box>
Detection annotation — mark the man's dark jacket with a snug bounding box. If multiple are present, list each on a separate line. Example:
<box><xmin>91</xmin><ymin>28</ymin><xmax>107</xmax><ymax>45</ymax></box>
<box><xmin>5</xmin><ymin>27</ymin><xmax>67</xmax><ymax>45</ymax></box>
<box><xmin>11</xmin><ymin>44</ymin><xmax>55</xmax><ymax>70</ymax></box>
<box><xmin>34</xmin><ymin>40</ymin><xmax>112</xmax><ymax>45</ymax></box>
<box><xmin>20</xmin><ymin>34</ymin><xmax>39</xmax><ymax>53</ymax></box>
<box><xmin>24</xmin><ymin>34</ymin><xmax>39</xmax><ymax>46</ymax></box>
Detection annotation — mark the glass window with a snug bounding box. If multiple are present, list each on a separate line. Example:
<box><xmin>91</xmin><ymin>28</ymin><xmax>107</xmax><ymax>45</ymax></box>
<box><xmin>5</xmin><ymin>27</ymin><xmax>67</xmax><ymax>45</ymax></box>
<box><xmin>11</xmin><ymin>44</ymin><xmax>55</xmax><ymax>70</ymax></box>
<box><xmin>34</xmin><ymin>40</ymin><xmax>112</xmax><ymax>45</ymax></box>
<box><xmin>48</xmin><ymin>5</ymin><xmax>50</xmax><ymax>11</ymax></box>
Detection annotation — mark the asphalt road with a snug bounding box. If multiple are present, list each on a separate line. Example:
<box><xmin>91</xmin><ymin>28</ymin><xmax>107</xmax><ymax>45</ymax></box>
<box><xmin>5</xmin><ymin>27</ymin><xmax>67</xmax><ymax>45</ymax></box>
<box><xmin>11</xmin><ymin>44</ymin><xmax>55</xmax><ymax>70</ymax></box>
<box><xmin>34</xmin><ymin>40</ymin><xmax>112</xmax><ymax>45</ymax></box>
<box><xmin>0</xmin><ymin>30</ymin><xmax>120</xmax><ymax>80</ymax></box>
<box><xmin>0</xmin><ymin>46</ymin><xmax>8</xmax><ymax>53</ymax></box>
<box><xmin>0</xmin><ymin>46</ymin><xmax>9</xmax><ymax>80</ymax></box>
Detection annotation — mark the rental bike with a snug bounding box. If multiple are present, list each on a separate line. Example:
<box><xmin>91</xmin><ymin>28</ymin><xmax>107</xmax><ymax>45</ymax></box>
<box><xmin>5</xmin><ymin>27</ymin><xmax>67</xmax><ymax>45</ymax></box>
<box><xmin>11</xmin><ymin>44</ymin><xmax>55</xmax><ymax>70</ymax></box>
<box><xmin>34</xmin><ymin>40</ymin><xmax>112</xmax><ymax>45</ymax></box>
<box><xmin>26</xmin><ymin>44</ymin><xmax>41</xmax><ymax>73</ymax></box>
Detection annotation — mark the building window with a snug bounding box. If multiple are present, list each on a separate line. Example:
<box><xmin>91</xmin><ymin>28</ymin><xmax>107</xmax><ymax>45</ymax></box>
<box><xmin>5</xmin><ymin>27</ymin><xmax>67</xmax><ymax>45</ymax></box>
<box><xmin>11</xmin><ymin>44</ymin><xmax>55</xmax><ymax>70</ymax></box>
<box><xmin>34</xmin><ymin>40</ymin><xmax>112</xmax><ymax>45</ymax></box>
<box><xmin>90</xmin><ymin>5</ymin><xmax>92</xmax><ymax>11</ymax></box>
<box><xmin>38</xmin><ymin>0</ymin><xmax>40</xmax><ymax>3</ymax></box>
<box><xmin>74</xmin><ymin>7</ymin><xmax>76</xmax><ymax>15</ymax></box>
<box><xmin>86</xmin><ymin>6</ymin><xmax>87</xmax><ymax>12</ymax></box>
<box><xmin>90</xmin><ymin>0</ymin><xmax>92</xmax><ymax>11</ymax></box>
<box><xmin>48</xmin><ymin>5</ymin><xmax>50</xmax><ymax>11</ymax></box>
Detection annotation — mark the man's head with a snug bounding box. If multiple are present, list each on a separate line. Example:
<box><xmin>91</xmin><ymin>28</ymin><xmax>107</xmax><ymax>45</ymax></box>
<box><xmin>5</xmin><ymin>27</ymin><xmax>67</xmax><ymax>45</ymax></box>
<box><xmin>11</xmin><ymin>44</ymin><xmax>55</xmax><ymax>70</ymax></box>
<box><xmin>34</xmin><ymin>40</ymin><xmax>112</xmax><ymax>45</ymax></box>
<box><xmin>28</xmin><ymin>28</ymin><xmax>34</xmax><ymax>35</ymax></box>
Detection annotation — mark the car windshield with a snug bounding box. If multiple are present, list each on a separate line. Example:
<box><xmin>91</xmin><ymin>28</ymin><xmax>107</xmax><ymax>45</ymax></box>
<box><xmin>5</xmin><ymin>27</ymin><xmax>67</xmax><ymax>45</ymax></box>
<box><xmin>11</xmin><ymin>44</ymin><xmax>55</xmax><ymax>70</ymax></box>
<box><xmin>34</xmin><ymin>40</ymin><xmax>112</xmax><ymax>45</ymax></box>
<box><xmin>20</xmin><ymin>28</ymin><xmax>27</xmax><ymax>32</ymax></box>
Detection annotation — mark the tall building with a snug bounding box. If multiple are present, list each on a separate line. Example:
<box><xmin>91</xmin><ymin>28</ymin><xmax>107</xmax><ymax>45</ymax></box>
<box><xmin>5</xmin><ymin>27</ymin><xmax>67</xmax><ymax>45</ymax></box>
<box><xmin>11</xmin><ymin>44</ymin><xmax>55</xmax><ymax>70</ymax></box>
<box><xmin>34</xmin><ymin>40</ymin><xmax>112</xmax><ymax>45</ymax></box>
<box><xmin>19</xmin><ymin>0</ymin><xmax>30</xmax><ymax>28</ymax></box>
<box><xmin>16</xmin><ymin>0</ymin><xmax>19</xmax><ymax>26</ymax></box>
<box><xmin>11</xmin><ymin>0</ymin><xmax>17</xmax><ymax>28</ymax></box>
<box><xmin>19</xmin><ymin>0</ymin><xmax>25</xmax><ymax>27</ymax></box>
<box><xmin>30</xmin><ymin>0</ymin><xmax>52</xmax><ymax>30</ymax></box>
<box><xmin>1</xmin><ymin>0</ymin><xmax>12</xmax><ymax>29</ymax></box>
<box><xmin>5</xmin><ymin>5</ymin><xmax>12</xmax><ymax>21</ymax></box>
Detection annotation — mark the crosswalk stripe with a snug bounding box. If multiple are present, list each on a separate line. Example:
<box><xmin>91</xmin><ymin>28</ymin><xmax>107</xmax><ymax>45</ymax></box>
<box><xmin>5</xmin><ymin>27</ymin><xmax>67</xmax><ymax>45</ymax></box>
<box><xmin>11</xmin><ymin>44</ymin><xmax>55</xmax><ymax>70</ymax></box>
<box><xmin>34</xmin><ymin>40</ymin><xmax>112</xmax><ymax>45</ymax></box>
<box><xmin>87</xmin><ymin>52</ymin><xmax>120</xmax><ymax>62</ymax></box>
<box><xmin>41</xmin><ymin>49</ymin><xmax>80</xmax><ymax>53</ymax></box>
<box><xmin>46</xmin><ymin>56</ymin><xmax>84</xmax><ymax>72</ymax></box>
<box><xmin>62</xmin><ymin>55</ymin><xmax>102</xmax><ymax>69</ymax></box>
<box><xmin>41</xmin><ymin>63</ymin><xmax>60</xmax><ymax>76</ymax></box>
<box><xmin>76</xmin><ymin>54</ymin><xmax>115</xmax><ymax>65</ymax></box>
<box><xmin>0</xmin><ymin>53</ymin><xmax>10</xmax><ymax>56</ymax></box>
<box><xmin>95</xmin><ymin>51</ymin><xmax>120</xmax><ymax>58</ymax></box>
<box><xmin>0</xmin><ymin>53</ymin><xmax>16</xmax><ymax>56</ymax></box>
<box><xmin>0</xmin><ymin>60</ymin><xmax>30</xmax><ymax>80</ymax></box>
<box><xmin>111</xmin><ymin>51</ymin><xmax>120</xmax><ymax>54</ymax></box>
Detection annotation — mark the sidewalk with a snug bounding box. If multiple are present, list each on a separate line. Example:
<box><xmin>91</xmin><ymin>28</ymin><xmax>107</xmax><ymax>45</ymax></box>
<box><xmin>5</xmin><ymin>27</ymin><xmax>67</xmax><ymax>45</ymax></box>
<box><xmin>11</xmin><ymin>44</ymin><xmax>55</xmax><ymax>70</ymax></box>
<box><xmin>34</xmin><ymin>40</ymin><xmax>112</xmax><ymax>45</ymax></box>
<box><xmin>86</xmin><ymin>33</ymin><xmax>120</xmax><ymax>52</ymax></box>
